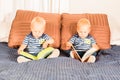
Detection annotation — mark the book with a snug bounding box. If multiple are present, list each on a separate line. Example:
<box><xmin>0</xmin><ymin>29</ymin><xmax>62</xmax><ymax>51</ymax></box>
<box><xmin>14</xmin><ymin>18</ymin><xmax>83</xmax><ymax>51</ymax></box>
<box><xmin>19</xmin><ymin>47</ymin><xmax>54</xmax><ymax>60</ymax></box>
<box><xmin>71</xmin><ymin>45</ymin><xmax>82</xmax><ymax>61</ymax></box>
<box><xmin>71</xmin><ymin>45</ymin><xmax>96</xmax><ymax>62</ymax></box>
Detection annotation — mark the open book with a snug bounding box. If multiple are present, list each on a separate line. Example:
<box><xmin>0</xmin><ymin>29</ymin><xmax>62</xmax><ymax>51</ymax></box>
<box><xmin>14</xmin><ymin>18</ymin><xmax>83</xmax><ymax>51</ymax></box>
<box><xmin>71</xmin><ymin>45</ymin><xmax>96</xmax><ymax>62</ymax></box>
<box><xmin>19</xmin><ymin>47</ymin><xmax>54</xmax><ymax>60</ymax></box>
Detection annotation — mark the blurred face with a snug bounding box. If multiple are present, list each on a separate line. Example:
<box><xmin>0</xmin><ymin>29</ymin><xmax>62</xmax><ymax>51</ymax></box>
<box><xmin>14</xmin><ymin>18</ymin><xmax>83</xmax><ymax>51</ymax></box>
<box><xmin>31</xmin><ymin>23</ymin><xmax>45</xmax><ymax>39</ymax></box>
<box><xmin>77</xmin><ymin>25</ymin><xmax>90</xmax><ymax>39</ymax></box>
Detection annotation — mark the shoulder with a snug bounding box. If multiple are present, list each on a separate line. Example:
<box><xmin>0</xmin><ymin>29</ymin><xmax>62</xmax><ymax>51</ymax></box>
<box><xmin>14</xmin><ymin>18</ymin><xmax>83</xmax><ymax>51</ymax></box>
<box><xmin>26</xmin><ymin>32</ymin><xmax>33</xmax><ymax>38</ymax></box>
<box><xmin>24</xmin><ymin>32</ymin><xmax>34</xmax><ymax>40</ymax></box>
<box><xmin>42</xmin><ymin>33</ymin><xmax>50</xmax><ymax>37</ymax></box>
<box><xmin>87</xmin><ymin>35</ymin><xmax>96</xmax><ymax>43</ymax></box>
<box><xmin>41</xmin><ymin>33</ymin><xmax>51</xmax><ymax>39</ymax></box>
<box><xmin>87</xmin><ymin>34</ymin><xmax>94</xmax><ymax>39</ymax></box>
<box><xmin>72</xmin><ymin>34</ymin><xmax>79</xmax><ymax>38</ymax></box>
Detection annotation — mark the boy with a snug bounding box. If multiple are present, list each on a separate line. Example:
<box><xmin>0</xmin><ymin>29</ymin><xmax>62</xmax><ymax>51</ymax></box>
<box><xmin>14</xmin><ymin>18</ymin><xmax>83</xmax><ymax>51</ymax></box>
<box><xmin>66</xmin><ymin>18</ymin><xmax>99</xmax><ymax>63</ymax></box>
<box><xmin>17</xmin><ymin>16</ymin><xmax>60</xmax><ymax>63</ymax></box>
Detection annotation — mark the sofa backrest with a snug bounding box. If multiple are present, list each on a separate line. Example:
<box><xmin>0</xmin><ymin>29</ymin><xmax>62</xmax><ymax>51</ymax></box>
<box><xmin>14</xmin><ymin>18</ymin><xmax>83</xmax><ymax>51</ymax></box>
<box><xmin>8</xmin><ymin>10</ymin><xmax>111</xmax><ymax>50</ymax></box>
<box><xmin>61</xmin><ymin>13</ymin><xmax>111</xmax><ymax>50</ymax></box>
<box><xmin>8</xmin><ymin>10</ymin><xmax>61</xmax><ymax>48</ymax></box>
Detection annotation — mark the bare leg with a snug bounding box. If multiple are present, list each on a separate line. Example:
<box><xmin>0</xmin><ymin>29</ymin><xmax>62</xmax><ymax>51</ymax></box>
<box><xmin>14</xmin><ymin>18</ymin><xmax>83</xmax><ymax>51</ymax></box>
<box><xmin>86</xmin><ymin>55</ymin><xmax>96</xmax><ymax>63</ymax></box>
<box><xmin>70</xmin><ymin>51</ymin><xmax>74</xmax><ymax>58</ymax></box>
<box><xmin>47</xmin><ymin>49</ymin><xmax>60</xmax><ymax>58</ymax></box>
<box><xmin>17</xmin><ymin>56</ymin><xmax>31</xmax><ymax>63</ymax></box>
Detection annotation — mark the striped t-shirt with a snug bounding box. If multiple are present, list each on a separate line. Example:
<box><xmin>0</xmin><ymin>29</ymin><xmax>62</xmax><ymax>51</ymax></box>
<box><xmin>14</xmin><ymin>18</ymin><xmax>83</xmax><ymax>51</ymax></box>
<box><xmin>69</xmin><ymin>34</ymin><xmax>96</xmax><ymax>50</ymax></box>
<box><xmin>23</xmin><ymin>32</ymin><xmax>51</xmax><ymax>55</ymax></box>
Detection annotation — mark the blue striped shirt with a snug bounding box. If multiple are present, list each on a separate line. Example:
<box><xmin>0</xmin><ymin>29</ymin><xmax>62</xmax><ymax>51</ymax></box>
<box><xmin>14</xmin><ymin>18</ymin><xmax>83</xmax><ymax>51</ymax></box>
<box><xmin>69</xmin><ymin>34</ymin><xmax>96</xmax><ymax>50</ymax></box>
<box><xmin>23</xmin><ymin>32</ymin><xmax>51</xmax><ymax>55</ymax></box>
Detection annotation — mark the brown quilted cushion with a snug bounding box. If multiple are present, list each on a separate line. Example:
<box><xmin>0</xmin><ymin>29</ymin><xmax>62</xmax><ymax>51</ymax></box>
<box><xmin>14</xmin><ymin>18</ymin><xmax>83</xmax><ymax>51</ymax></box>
<box><xmin>61</xmin><ymin>13</ymin><xmax>111</xmax><ymax>50</ymax></box>
<box><xmin>8</xmin><ymin>10</ymin><xmax>61</xmax><ymax>48</ymax></box>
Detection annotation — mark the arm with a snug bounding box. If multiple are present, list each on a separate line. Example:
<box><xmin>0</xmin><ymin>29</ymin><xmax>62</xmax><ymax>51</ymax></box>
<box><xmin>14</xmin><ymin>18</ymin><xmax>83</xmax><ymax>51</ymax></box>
<box><xmin>42</xmin><ymin>38</ymin><xmax>54</xmax><ymax>48</ymax></box>
<box><xmin>90</xmin><ymin>36</ymin><xmax>100</xmax><ymax>52</ymax></box>
<box><xmin>17</xmin><ymin>44</ymin><xmax>27</xmax><ymax>54</ymax></box>
<box><xmin>65</xmin><ymin>35</ymin><xmax>76</xmax><ymax>50</ymax></box>
<box><xmin>81</xmin><ymin>44</ymin><xmax>99</xmax><ymax>62</ymax></box>
<box><xmin>65</xmin><ymin>42</ymin><xmax>72</xmax><ymax>50</ymax></box>
<box><xmin>92</xmin><ymin>43</ymin><xmax>99</xmax><ymax>51</ymax></box>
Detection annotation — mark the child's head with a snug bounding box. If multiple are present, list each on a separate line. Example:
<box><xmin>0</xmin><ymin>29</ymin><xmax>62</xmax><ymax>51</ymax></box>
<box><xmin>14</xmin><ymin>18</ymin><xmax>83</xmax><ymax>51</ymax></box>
<box><xmin>30</xmin><ymin>16</ymin><xmax>46</xmax><ymax>39</ymax></box>
<box><xmin>77</xmin><ymin>18</ymin><xmax>91</xmax><ymax>39</ymax></box>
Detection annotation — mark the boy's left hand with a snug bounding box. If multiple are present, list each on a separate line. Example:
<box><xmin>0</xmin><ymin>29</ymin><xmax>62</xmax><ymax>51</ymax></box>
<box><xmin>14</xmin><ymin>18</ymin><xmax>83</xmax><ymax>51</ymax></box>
<box><xmin>42</xmin><ymin>39</ymin><xmax>54</xmax><ymax>48</ymax></box>
<box><xmin>81</xmin><ymin>48</ymin><xmax>96</xmax><ymax>62</ymax></box>
<box><xmin>42</xmin><ymin>42</ymin><xmax>48</xmax><ymax>48</ymax></box>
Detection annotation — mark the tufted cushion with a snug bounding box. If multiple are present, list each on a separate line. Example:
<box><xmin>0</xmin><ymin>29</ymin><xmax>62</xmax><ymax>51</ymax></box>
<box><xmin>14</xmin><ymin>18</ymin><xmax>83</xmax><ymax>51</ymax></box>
<box><xmin>61</xmin><ymin>13</ymin><xmax>111</xmax><ymax>50</ymax></box>
<box><xmin>8</xmin><ymin>10</ymin><xmax>61</xmax><ymax>48</ymax></box>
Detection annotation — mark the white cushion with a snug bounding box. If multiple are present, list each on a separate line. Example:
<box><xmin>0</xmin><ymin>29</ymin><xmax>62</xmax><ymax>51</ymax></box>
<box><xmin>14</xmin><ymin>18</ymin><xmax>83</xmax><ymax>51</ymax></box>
<box><xmin>0</xmin><ymin>12</ymin><xmax>15</xmax><ymax>42</ymax></box>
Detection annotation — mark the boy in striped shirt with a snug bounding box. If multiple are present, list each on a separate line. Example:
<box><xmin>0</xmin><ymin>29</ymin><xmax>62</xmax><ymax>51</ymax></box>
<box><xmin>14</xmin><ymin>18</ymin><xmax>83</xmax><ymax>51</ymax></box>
<box><xmin>17</xmin><ymin>16</ymin><xmax>59</xmax><ymax>63</ymax></box>
<box><xmin>66</xmin><ymin>18</ymin><xmax>99</xmax><ymax>63</ymax></box>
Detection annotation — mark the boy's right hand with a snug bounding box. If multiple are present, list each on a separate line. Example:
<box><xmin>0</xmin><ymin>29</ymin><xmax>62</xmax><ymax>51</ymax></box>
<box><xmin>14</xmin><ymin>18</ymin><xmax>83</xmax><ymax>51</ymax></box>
<box><xmin>66</xmin><ymin>42</ymin><xmax>72</xmax><ymax>47</ymax></box>
<box><xmin>65</xmin><ymin>42</ymin><xmax>72</xmax><ymax>50</ymax></box>
<box><xmin>17</xmin><ymin>49</ymin><xmax>23</xmax><ymax>54</ymax></box>
<box><xmin>42</xmin><ymin>42</ymin><xmax>48</xmax><ymax>48</ymax></box>
<box><xmin>17</xmin><ymin>44</ymin><xmax>27</xmax><ymax>54</ymax></box>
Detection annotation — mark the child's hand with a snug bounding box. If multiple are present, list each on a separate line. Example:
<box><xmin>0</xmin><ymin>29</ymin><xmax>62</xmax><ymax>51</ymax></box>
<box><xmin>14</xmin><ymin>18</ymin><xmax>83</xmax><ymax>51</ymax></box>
<box><xmin>65</xmin><ymin>42</ymin><xmax>72</xmax><ymax>50</ymax></box>
<box><xmin>17</xmin><ymin>44</ymin><xmax>26</xmax><ymax>54</ymax></box>
<box><xmin>47</xmin><ymin>39</ymin><xmax>54</xmax><ymax>44</ymax></box>
<box><xmin>42</xmin><ymin>39</ymin><xmax>54</xmax><ymax>48</ymax></box>
<box><xmin>81</xmin><ymin>48</ymin><xmax>96</xmax><ymax>62</ymax></box>
<box><xmin>66</xmin><ymin>42</ymin><xmax>72</xmax><ymax>47</ymax></box>
<box><xmin>42</xmin><ymin>42</ymin><xmax>49</xmax><ymax>48</ymax></box>
<box><xmin>18</xmin><ymin>49</ymin><xmax>23</xmax><ymax>54</ymax></box>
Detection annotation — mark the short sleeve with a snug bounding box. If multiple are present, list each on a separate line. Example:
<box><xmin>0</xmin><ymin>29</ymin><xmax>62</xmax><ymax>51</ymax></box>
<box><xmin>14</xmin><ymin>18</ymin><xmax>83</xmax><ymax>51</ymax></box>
<box><xmin>22</xmin><ymin>35</ymin><xmax>30</xmax><ymax>45</ymax></box>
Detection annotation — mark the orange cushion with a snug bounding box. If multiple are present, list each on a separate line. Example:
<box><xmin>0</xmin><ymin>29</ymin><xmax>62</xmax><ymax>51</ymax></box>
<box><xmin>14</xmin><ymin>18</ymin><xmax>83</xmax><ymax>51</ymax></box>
<box><xmin>61</xmin><ymin>13</ymin><xmax>111</xmax><ymax>50</ymax></box>
<box><xmin>8</xmin><ymin>10</ymin><xmax>61</xmax><ymax>48</ymax></box>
